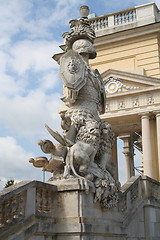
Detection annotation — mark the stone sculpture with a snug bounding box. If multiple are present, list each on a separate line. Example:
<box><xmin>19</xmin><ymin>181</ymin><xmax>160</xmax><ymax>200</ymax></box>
<box><xmin>29</xmin><ymin>6</ymin><xmax>120</xmax><ymax>208</ymax></box>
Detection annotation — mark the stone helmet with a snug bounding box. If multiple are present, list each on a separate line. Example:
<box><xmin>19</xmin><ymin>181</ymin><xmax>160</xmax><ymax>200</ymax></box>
<box><xmin>72</xmin><ymin>39</ymin><xmax>97</xmax><ymax>59</ymax></box>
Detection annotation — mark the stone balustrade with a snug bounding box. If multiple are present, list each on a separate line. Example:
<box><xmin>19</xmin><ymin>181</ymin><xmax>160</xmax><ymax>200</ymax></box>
<box><xmin>114</xmin><ymin>10</ymin><xmax>136</xmax><ymax>26</ymax></box>
<box><xmin>0</xmin><ymin>181</ymin><xmax>57</xmax><ymax>234</ymax></box>
<box><xmin>119</xmin><ymin>175</ymin><xmax>160</xmax><ymax>225</ymax></box>
<box><xmin>89</xmin><ymin>2</ymin><xmax>160</xmax><ymax>35</ymax></box>
<box><xmin>90</xmin><ymin>16</ymin><xmax>108</xmax><ymax>31</ymax></box>
<box><xmin>0</xmin><ymin>190</ymin><xmax>26</xmax><ymax>228</ymax></box>
<box><xmin>0</xmin><ymin>177</ymin><xmax>159</xmax><ymax>232</ymax></box>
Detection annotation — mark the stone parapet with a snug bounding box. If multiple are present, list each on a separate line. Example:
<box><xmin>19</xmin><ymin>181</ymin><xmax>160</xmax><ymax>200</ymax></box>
<box><xmin>89</xmin><ymin>2</ymin><xmax>160</xmax><ymax>37</ymax></box>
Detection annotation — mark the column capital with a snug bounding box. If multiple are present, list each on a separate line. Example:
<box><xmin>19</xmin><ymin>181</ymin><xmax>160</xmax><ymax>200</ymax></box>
<box><xmin>154</xmin><ymin>111</ymin><xmax>160</xmax><ymax>117</ymax></box>
<box><xmin>139</xmin><ymin>112</ymin><xmax>151</xmax><ymax>119</ymax></box>
<box><xmin>119</xmin><ymin>134</ymin><xmax>131</xmax><ymax>140</ymax></box>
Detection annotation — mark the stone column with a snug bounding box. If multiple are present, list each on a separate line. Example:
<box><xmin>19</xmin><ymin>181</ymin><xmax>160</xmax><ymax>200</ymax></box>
<box><xmin>141</xmin><ymin>113</ymin><xmax>153</xmax><ymax>178</ymax></box>
<box><xmin>119</xmin><ymin>134</ymin><xmax>135</xmax><ymax>181</ymax></box>
<box><xmin>112</xmin><ymin>136</ymin><xmax>118</xmax><ymax>180</ymax></box>
<box><xmin>155</xmin><ymin>111</ymin><xmax>160</xmax><ymax>180</ymax></box>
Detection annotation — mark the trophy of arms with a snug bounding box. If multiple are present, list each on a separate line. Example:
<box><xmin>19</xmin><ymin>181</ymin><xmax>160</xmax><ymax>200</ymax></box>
<box><xmin>29</xmin><ymin>6</ymin><xmax>120</xmax><ymax>208</ymax></box>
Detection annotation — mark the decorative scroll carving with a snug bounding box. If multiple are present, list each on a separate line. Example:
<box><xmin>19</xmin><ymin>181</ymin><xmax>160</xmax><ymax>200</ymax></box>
<box><xmin>104</xmin><ymin>77</ymin><xmax>139</xmax><ymax>94</ymax></box>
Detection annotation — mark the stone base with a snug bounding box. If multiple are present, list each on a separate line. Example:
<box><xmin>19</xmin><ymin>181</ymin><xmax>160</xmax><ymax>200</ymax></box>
<box><xmin>46</xmin><ymin>178</ymin><xmax>124</xmax><ymax>239</ymax></box>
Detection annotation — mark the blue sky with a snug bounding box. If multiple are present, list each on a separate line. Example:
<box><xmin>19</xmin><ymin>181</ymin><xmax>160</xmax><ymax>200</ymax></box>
<box><xmin>0</xmin><ymin>0</ymin><xmax>159</xmax><ymax>189</ymax></box>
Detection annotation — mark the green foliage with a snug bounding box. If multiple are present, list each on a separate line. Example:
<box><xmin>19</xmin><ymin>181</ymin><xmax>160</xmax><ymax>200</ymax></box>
<box><xmin>4</xmin><ymin>179</ymin><xmax>15</xmax><ymax>188</ymax></box>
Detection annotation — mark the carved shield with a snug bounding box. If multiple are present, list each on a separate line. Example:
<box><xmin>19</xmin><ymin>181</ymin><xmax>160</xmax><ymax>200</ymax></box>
<box><xmin>60</xmin><ymin>50</ymin><xmax>87</xmax><ymax>90</ymax></box>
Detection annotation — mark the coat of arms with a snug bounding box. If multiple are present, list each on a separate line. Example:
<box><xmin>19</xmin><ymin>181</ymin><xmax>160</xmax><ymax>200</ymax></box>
<box><xmin>60</xmin><ymin>49</ymin><xmax>87</xmax><ymax>91</ymax></box>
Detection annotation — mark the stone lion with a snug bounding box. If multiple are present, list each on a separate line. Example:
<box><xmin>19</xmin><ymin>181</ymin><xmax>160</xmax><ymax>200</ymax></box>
<box><xmin>96</xmin><ymin>122</ymin><xmax>116</xmax><ymax>179</ymax></box>
<box><xmin>63</xmin><ymin>120</ymin><xmax>101</xmax><ymax>180</ymax></box>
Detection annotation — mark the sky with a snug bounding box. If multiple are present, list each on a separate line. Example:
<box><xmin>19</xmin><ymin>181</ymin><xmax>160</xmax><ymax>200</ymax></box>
<box><xmin>0</xmin><ymin>0</ymin><xmax>159</xmax><ymax>189</ymax></box>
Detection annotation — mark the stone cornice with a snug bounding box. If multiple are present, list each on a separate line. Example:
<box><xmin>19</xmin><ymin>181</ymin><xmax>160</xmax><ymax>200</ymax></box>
<box><xmin>105</xmin><ymin>86</ymin><xmax>160</xmax><ymax>99</ymax></box>
<box><xmin>101</xmin><ymin>69</ymin><xmax>160</xmax><ymax>85</ymax></box>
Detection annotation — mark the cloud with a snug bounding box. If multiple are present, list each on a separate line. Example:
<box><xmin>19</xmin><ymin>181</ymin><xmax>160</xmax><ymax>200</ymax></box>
<box><xmin>0</xmin><ymin>136</ymin><xmax>45</xmax><ymax>189</ymax></box>
<box><xmin>0</xmin><ymin>73</ymin><xmax>23</xmax><ymax>97</ymax></box>
<box><xmin>0</xmin><ymin>0</ymin><xmax>86</xmax><ymax>42</ymax></box>
<box><xmin>0</xmin><ymin>90</ymin><xmax>62</xmax><ymax>139</ymax></box>
<box><xmin>9</xmin><ymin>40</ymin><xmax>60</xmax><ymax>75</ymax></box>
<box><xmin>39</xmin><ymin>71</ymin><xmax>60</xmax><ymax>91</ymax></box>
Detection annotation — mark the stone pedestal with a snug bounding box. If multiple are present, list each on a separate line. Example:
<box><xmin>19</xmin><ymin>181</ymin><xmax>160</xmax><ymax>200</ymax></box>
<box><xmin>47</xmin><ymin>178</ymin><xmax>125</xmax><ymax>240</ymax></box>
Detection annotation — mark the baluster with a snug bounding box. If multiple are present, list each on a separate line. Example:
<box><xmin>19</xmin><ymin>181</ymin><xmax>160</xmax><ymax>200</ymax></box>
<box><xmin>133</xmin><ymin>10</ymin><xmax>136</xmax><ymax>21</ymax></box>
<box><xmin>126</xmin><ymin>12</ymin><xmax>129</xmax><ymax>23</ymax></box>
<box><xmin>96</xmin><ymin>19</ymin><xmax>99</xmax><ymax>30</ymax></box>
<box><xmin>99</xmin><ymin>19</ymin><xmax>102</xmax><ymax>29</ymax></box>
<box><xmin>90</xmin><ymin>21</ymin><xmax>95</xmax><ymax>30</ymax></box>
<box><xmin>101</xmin><ymin>18</ymin><xmax>104</xmax><ymax>29</ymax></box>
<box><xmin>41</xmin><ymin>189</ymin><xmax>46</xmax><ymax>213</ymax></box>
<box><xmin>42</xmin><ymin>189</ymin><xmax>47</xmax><ymax>213</ymax></box>
<box><xmin>120</xmin><ymin>13</ymin><xmax>122</xmax><ymax>24</ymax></box>
<box><xmin>97</xmin><ymin>19</ymin><xmax>101</xmax><ymax>30</ymax></box>
<box><xmin>18</xmin><ymin>193</ymin><xmax>25</xmax><ymax>218</ymax></box>
<box><xmin>124</xmin><ymin>12</ymin><xmax>126</xmax><ymax>23</ymax></box>
<box><xmin>0</xmin><ymin>203</ymin><xmax>4</xmax><ymax>228</ymax></box>
<box><xmin>106</xmin><ymin>17</ymin><xmax>108</xmax><ymax>28</ymax></box>
<box><xmin>12</xmin><ymin>195</ymin><xmax>19</xmax><ymax>220</ymax></box>
<box><xmin>36</xmin><ymin>188</ymin><xmax>43</xmax><ymax>213</ymax></box>
<box><xmin>103</xmin><ymin>17</ymin><xmax>108</xmax><ymax>28</ymax></box>
<box><xmin>44</xmin><ymin>190</ymin><xmax>49</xmax><ymax>213</ymax></box>
<box><xmin>94</xmin><ymin>20</ymin><xmax>97</xmax><ymax>30</ymax></box>
<box><xmin>114</xmin><ymin>15</ymin><xmax>118</xmax><ymax>25</ymax></box>
<box><xmin>5</xmin><ymin>199</ymin><xmax>12</xmax><ymax>223</ymax></box>
<box><xmin>129</xmin><ymin>11</ymin><xmax>132</xmax><ymax>22</ymax></box>
<box><xmin>121</xmin><ymin>13</ymin><xmax>125</xmax><ymax>24</ymax></box>
<box><xmin>48</xmin><ymin>190</ymin><xmax>52</xmax><ymax>213</ymax></box>
<box><xmin>117</xmin><ymin>14</ymin><xmax>119</xmax><ymax>24</ymax></box>
<box><xmin>94</xmin><ymin>20</ymin><xmax>96</xmax><ymax>30</ymax></box>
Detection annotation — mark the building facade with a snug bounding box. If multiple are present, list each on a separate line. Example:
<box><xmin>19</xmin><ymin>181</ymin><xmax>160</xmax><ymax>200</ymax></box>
<box><xmin>89</xmin><ymin>2</ymin><xmax>160</xmax><ymax>182</ymax></box>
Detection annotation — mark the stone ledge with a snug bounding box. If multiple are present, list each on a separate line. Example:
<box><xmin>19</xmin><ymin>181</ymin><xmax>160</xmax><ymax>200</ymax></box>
<box><xmin>47</xmin><ymin>178</ymin><xmax>95</xmax><ymax>192</ymax></box>
<box><xmin>0</xmin><ymin>180</ymin><xmax>57</xmax><ymax>202</ymax></box>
